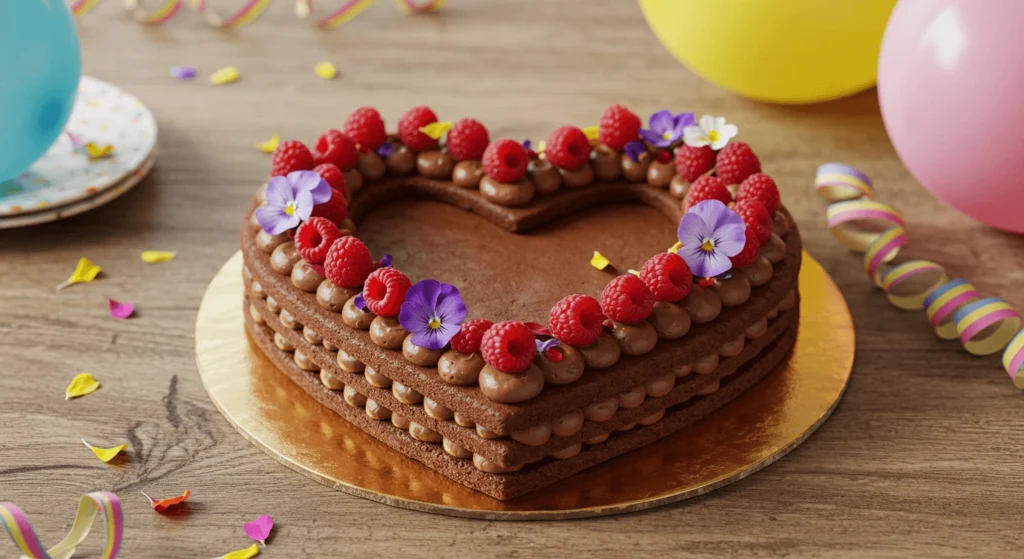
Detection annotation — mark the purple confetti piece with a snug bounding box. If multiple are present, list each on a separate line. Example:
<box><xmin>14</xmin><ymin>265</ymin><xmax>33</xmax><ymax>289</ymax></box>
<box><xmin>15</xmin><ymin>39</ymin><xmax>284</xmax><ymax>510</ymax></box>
<box><xmin>353</xmin><ymin>293</ymin><xmax>367</xmax><ymax>312</ymax></box>
<box><xmin>107</xmin><ymin>297</ymin><xmax>135</xmax><ymax>319</ymax></box>
<box><xmin>243</xmin><ymin>514</ymin><xmax>274</xmax><ymax>546</ymax></box>
<box><xmin>536</xmin><ymin>338</ymin><xmax>560</xmax><ymax>353</ymax></box>
<box><xmin>377</xmin><ymin>142</ymin><xmax>394</xmax><ymax>158</ymax></box>
<box><xmin>170</xmin><ymin>66</ymin><xmax>196</xmax><ymax>80</ymax></box>
<box><xmin>522</xmin><ymin>139</ymin><xmax>532</xmax><ymax>151</ymax></box>
<box><xmin>377</xmin><ymin>254</ymin><xmax>393</xmax><ymax>268</ymax></box>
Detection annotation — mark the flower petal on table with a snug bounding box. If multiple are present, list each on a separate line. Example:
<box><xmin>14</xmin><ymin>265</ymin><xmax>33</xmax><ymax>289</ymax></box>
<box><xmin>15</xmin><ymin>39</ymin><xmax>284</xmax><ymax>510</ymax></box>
<box><xmin>65</xmin><ymin>372</ymin><xmax>100</xmax><ymax>400</ymax></box>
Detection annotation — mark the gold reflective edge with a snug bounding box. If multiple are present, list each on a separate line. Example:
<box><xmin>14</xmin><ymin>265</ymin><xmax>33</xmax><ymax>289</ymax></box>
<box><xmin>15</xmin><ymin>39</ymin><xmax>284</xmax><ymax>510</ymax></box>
<box><xmin>195</xmin><ymin>251</ymin><xmax>854</xmax><ymax>520</ymax></box>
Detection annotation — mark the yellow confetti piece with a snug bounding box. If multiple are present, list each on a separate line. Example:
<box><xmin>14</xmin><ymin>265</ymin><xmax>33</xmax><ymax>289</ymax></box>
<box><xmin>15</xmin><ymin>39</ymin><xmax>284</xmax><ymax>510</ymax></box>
<box><xmin>84</xmin><ymin>143</ymin><xmax>114</xmax><ymax>161</ymax></box>
<box><xmin>582</xmin><ymin>125</ymin><xmax>600</xmax><ymax>141</ymax></box>
<box><xmin>627</xmin><ymin>269</ymin><xmax>641</xmax><ymax>276</ymax></box>
<box><xmin>667</xmin><ymin>241</ymin><xmax>683</xmax><ymax>253</ymax></box>
<box><xmin>590</xmin><ymin>251</ymin><xmax>611</xmax><ymax>271</ymax></box>
<box><xmin>218</xmin><ymin>543</ymin><xmax>260</xmax><ymax>559</ymax></box>
<box><xmin>255</xmin><ymin>134</ymin><xmax>280</xmax><ymax>154</ymax></box>
<box><xmin>210</xmin><ymin>66</ymin><xmax>241</xmax><ymax>85</ymax></box>
<box><xmin>82</xmin><ymin>439</ymin><xmax>127</xmax><ymax>463</ymax></box>
<box><xmin>141</xmin><ymin>250</ymin><xmax>176</xmax><ymax>263</ymax></box>
<box><xmin>419</xmin><ymin>121</ymin><xmax>453</xmax><ymax>140</ymax></box>
<box><xmin>56</xmin><ymin>257</ymin><xmax>102</xmax><ymax>291</ymax></box>
<box><xmin>314</xmin><ymin>61</ymin><xmax>338</xmax><ymax>80</ymax></box>
<box><xmin>66</xmin><ymin>373</ymin><xmax>100</xmax><ymax>400</ymax></box>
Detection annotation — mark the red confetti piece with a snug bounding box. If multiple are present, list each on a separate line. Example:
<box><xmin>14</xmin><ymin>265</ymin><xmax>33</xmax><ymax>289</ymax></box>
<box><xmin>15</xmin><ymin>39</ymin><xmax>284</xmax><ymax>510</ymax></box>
<box><xmin>142</xmin><ymin>489</ymin><xmax>191</xmax><ymax>513</ymax></box>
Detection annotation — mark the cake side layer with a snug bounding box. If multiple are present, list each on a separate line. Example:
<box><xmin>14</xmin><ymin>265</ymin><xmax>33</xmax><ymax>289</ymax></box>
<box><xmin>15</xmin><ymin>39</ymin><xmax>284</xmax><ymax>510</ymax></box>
<box><xmin>246</xmin><ymin>291</ymin><xmax>796</xmax><ymax>467</ymax></box>
<box><xmin>244</xmin><ymin>303</ymin><xmax>800</xmax><ymax>500</ymax></box>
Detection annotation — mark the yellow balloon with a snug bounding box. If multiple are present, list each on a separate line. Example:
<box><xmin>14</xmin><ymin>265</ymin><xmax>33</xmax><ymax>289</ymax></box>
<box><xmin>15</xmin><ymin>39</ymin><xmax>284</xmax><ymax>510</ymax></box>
<box><xmin>639</xmin><ymin>0</ymin><xmax>897</xmax><ymax>104</ymax></box>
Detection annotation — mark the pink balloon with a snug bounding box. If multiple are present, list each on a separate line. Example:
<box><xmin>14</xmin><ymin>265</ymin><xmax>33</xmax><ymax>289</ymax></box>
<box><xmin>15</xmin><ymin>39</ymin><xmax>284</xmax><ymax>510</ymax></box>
<box><xmin>878</xmin><ymin>0</ymin><xmax>1024</xmax><ymax>234</ymax></box>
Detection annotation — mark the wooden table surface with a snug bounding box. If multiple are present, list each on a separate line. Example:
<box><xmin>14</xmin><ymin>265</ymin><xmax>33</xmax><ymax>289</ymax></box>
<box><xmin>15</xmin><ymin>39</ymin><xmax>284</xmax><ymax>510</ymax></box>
<box><xmin>2</xmin><ymin>2</ymin><xmax>1022</xmax><ymax>557</ymax></box>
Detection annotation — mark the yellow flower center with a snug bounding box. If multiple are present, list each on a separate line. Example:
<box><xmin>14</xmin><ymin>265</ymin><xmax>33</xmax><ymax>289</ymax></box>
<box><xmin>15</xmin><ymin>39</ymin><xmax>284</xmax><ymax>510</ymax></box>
<box><xmin>707</xmin><ymin>130</ymin><xmax>719</xmax><ymax>143</ymax></box>
<box><xmin>701</xmin><ymin>239</ymin><xmax>715</xmax><ymax>252</ymax></box>
<box><xmin>428</xmin><ymin>317</ymin><xmax>442</xmax><ymax>330</ymax></box>
<box><xmin>662</xmin><ymin>131</ymin><xmax>673</xmax><ymax>140</ymax></box>
<box><xmin>284</xmin><ymin>202</ymin><xmax>296</xmax><ymax>216</ymax></box>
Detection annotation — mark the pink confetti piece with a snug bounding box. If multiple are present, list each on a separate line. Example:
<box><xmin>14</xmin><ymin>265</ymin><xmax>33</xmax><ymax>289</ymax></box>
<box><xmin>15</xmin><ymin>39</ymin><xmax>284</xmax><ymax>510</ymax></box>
<box><xmin>243</xmin><ymin>514</ymin><xmax>273</xmax><ymax>546</ymax></box>
<box><xmin>107</xmin><ymin>298</ymin><xmax>135</xmax><ymax>319</ymax></box>
<box><xmin>171</xmin><ymin>66</ymin><xmax>197</xmax><ymax>80</ymax></box>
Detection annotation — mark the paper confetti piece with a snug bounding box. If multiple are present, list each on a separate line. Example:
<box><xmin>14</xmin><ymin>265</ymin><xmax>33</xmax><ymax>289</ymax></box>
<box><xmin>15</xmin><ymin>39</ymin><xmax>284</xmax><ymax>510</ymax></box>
<box><xmin>57</xmin><ymin>257</ymin><xmax>101</xmax><ymax>291</ymax></box>
<box><xmin>255</xmin><ymin>134</ymin><xmax>280</xmax><ymax>154</ymax></box>
<box><xmin>141</xmin><ymin>490</ymin><xmax>191</xmax><ymax>513</ymax></box>
<box><xmin>85</xmin><ymin>142</ymin><xmax>115</xmax><ymax>161</ymax></box>
<box><xmin>419</xmin><ymin>121</ymin><xmax>453</xmax><ymax>140</ymax></box>
<box><xmin>590</xmin><ymin>251</ymin><xmax>610</xmax><ymax>271</ymax></box>
<box><xmin>582</xmin><ymin>125</ymin><xmax>600</xmax><ymax>142</ymax></box>
<box><xmin>107</xmin><ymin>298</ymin><xmax>135</xmax><ymax>319</ymax></box>
<box><xmin>141</xmin><ymin>250</ymin><xmax>176</xmax><ymax>263</ymax></box>
<box><xmin>82</xmin><ymin>439</ymin><xmax>128</xmax><ymax>463</ymax></box>
<box><xmin>0</xmin><ymin>492</ymin><xmax>123</xmax><ymax>559</ymax></box>
<box><xmin>217</xmin><ymin>543</ymin><xmax>260</xmax><ymax>559</ymax></box>
<box><xmin>210</xmin><ymin>66</ymin><xmax>241</xmax><ymax>85</ymax></box>
<box><xmin>314</xmin><ymin>61</ymin><xmax>338</xmax><ymax>80</ymax></box>
<box><xmin>243</xmin><ymin>514</ymin><xmax>274</xmax><ymax>546</ymax></box>
<box><xmin>66</xmin><ymin>373</ymin><xmax>100</xmax><ymax>400</ymax></box>
<box><xmin>171</xmin><ymin>66</ymin><xmax>197</xmax><ymax>79</ymax></box>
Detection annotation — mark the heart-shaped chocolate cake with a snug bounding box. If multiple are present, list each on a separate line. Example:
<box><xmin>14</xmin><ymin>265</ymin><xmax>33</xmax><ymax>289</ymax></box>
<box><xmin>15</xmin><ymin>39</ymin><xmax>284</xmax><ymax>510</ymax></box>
<box><xmin>241</xmin><ymin>106</ymin><xmax>801</xmax><ymax>500</ymax></box>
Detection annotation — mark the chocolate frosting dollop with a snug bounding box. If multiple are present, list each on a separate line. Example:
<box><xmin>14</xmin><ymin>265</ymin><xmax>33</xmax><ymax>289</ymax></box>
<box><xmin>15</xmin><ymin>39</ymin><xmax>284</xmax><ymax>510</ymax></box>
<box><xmin>409</xmin><ymin>422</ymin><xmax>443</xmax><ymax>443</ymax></box>
<box><xmin>317</xmin><ymin>280</ymin><xmax>359</xmax><ymax>312</ymax></box>
<box><xmin>681</xmin><ymin>287</ymin><xmax>722</xmax><ymax>324</ymax></box>
<box><xmin>718</xmin><ymin>334</ymin><xmax>745</xmax><ymax>357</ymax></box>
<box><xmin>476</xmin><ymin>424</ymin><xmax>500</xmax><ymax>439</ymax></box>
<box><xmin>391</xmin><ymin>413</ymin><xmax>411</xmax><ymax>430</ymax></box>
<box><xmin>416</xmin><ymin>149</ymin><xmax>456</xmax><ymax>180</ymax></box>
<box><xmin>579</xmin><ymin>333</ymin><xmax>621</xmax><ymax>369</ymax></box>
<box><xmin>585</xmin><ymin>432</ymin><xmax>609</xmax><ymax>445</ymax></box>
<box><xmin>773</xmin><ymin>212</ymin><xmax>791</xmax><ymax>236</ymax></box>
<box><xmin>694</xmin><ymin>353</ymin><xmax>719</xmax><ymax>374</ymax></box>
<box><xmin>363</xmin><ymin>364</ymin><xmax>392</xmax><ymax>388</ymax></box>
<box><xmin>739</xmin><ymin>256</ymin><xmax>773</xmax><ymax>287</ymax></box>
<box><xmin>302</xmin><ymin>326</ymin><xmax>322</xmax><ymax>346</ymax></box>
<box><xmin>366</xmin><ymin>399</ymin><xmax>392</xmax><ymax>420</ymax></box>
<box><xmin>592</xmin><ymin>145</ymin><xmax>622</xmax><ymax>181</ymax></box>
<box><xmin>559</xmin><ymin>162</ymin><xmax>595</xmax><ymax>188</ymax></box>
<box><xmin>648</xmin><ymin>301</ymin><xmax>691</xmax><ymax>340</ymax></box>
<box><xmin>478</xmin><ymin>364</ymin><xmax>545</xmax><ymax>403</ymax></box>
<box><xmin>437</xmin><ymin>351</ymin><xmax>485</xmax><ymax>386</ymax></box>
<box><xmin>291</xmin><ymin>261</ymin><xmax>324</xmax><ymax>293</ymax></box>
<box><xmin>342</xmin><ymin>169</ymin><xmax>363</xmax><ymax>196</ymax></box>
<box><xmin>511</xmin><ymin>423</ymin><xmax>552</xmax><ymax>447</ymax></box>
<box><xmin>256</xmin><ymin>230</ymin><xmax>289</xmax><ymax>254</ymax></box>
<box><xmin>638</xmin><ymin>408</ymin><xmax>665</xmax><ymax>426</ymax></box>
<box><xmin>696</xmin><ymin>379</ymin><xmax>721</xmax><ymax>396</ymax></box>
<box><xmin>250</xmin><ymin>305</ymin><xmax>266</xmax><ymax>324</ymax></box>
<box><xmin>551</xmin><ymin>443</ymin><xmax>582</xmax><ymax>460</ymax></box>
<box><xmin>712</xmin><ymin>274</ymin><xmax>751</xmax><ymax>307</ymax></box>
<box><xmin>760</xmin><ymin>233</ymin><xmax>787</xmax><ymax>264</ymax></box>
<box><xmin>646</xmin><ymin>159</ymin><xmax>676</xmax><ymax>188</ymax></box>
<box><xmin>266</xmin><ymin>296</ymin><xmax>281</xmax><ymax>314</ymax></box>
<box><xmin>392</xmin><ymin>381</ymin><xmax>423</xmax><ymax>405</ymax></box>
<box><xmin>452</xmin><ymin>160</ymin><xmax>484</xmax><ymax>189</ymax></box>
<box><xmin>369</xmin><ymin>316</ymin><xmax>407</xmax><ymax>349</ymax></box>
<box><xmin>535</xmin><ymin>344</ymin><xmax>585</xmax><ymax>385</ymax></box>
<box><xmin>551</xmin><ymin>409</ymin><xmax>585</xmax><ymax>437</ymax></box>
<box><xmin>273</xmin><ymin>332</ymin><xmax>294</xmax><ymax>352</ymax></box>
<box><xmin>479</xmin><ymin>176</ymin><xmax>535</xmax><ymax>207</ymax></box>
<box><xmin>423</xmin><ymin>397</ymin><xmax>454</xmax><ymax>420</ymax></box>
<box><xmin>385</xmin><ymin>144</ymin><xmax>416</xmax><ymax>176</ymax></box>
<box><xmin>621</xmin><ymin>152</ymin><xmax>651</xmax><ymax>182</ymax></box>
<box><xmin>270</xmin><ymin>242</ymin><xmax>301</xmax><ymax>275</ymax></box>
<box><xmin>320</xmin><ymin>369</ymin><xmax>345</xmax><ymax>390</ymax></box>
<box><xmin>443</xmin><ymin>438</ymin><xmax>472</xmax><ymax>459</ymax></box>
<box><xmin>293</xmin><ymin>349</ymin><xmax>319</xmax><ymax>372</ymax></box>
<box><xmin>343</xmin><ymin>384</ymin><xmax>367</xmax><ymax>406</ymax></box>
<box><xmin>342</xmin><ymin>296</ymin><xmax>375</xmax><ymax>329</ymax></box>
<box><xmin>583</xmin><ymin>398</ymin><xmax>618</xmax><ymax>422</ymax></box>
<box><xmin>669</xmin><ymin>174</ymin><xmax>689</xmax><ymax>198</ymax></box>
<box><xmin>473</xmin><ymin>453</ymin><xmax>522</xmax><ymax>474</ymax></box>
<box><xmin>357</xmin><ymin>151</ymin><xmax>386</xmax><ymax>183</ymax></box>
<box><xmin>279</xmin><ymin>308</ymin><xmax>301</xmax><ymax>329</ymax></box>
<box><xmin>402</xmin><ymin>334</ymin><xmax>444</xmax><ymax>367</ymax></box>
<box><xmin>609</xmin><ymin>320</ymin><xmax>658</xmax><ymax>356</ymax></box>
<box><xmin>528</xmin><ymin>159</ymin><xmax>562</xmax><ymax>195</ymax></box>
<box><xmin>323</xmin><ymin>339</ymin><xmax>338</xmax><ymax>352</ymax></box>
<box><xmin>745</xmin><ymin>317</ymin><xmax>768</xmax><ymax>339</ymax></box>
<box><xmin>250</xmin><ymin>280</ymin><xmax>266</xmax><ymax>299</ymax></box>
<box><xmin>337</xmin><ymin>350</ymin><xmax>366</xmax><ymax>374</ymax></box>
<box><xmin>645</xmin><ymin>373</ymin><xmax>676</xmax><ymax>398</ymax></box>
<box><xmin>617</xmin><ymin>385</ymin><xmax>647</xmax><ymax>409</ymax></box>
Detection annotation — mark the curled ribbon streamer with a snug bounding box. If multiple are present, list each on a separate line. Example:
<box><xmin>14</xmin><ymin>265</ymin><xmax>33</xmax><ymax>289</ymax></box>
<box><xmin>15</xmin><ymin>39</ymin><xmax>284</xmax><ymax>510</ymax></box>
<box><xmin>952</xmin><ymin>298</ymin><xmax>1021</xmax><ymax>357</ymax></box>
<box><xmin>124</xmin><ymin>0</ymin><xmax>183</xmax><ymax>24</ymax></box>
<box><xmin>189</xmin><ymin>0</ymin><xmax>272</xmax><ymax>28</ymax></box>
<box><xmin>69</xmin><ymin>0</ymin><xmax>103</xmax><ymax>16</ymax></box>
<box><xmin>815</xmin><ymin>162</ymin><xmax>874</xmax><ymax>201</ymax></box>
<box><xmin>816</xmin><ymin>163</ymin><xmax>1024</xmax><ymax>387</ymax></box>
<box><xmin>296</xmin><ymin>0</ymin><xmax>379</xmax><ymax>28</ymax></box>
<box><xmin>1002</xmin><ymin>330</ymin><xmax>1024</xmax><ymax>389</ymax></box>
<box><xmin>878</xmin><ymin>260</ymin><xmax>949</xmax><ymax>311</ymax></box>
<box><xmin>923</xmin><ymin>279</ymin><xmax>982</xmax><ymax>340</ymax></box>
<box><xmin>0</xmin><ymin>492</ymin><xmax>122</xmax><ymax>559</ymax></box>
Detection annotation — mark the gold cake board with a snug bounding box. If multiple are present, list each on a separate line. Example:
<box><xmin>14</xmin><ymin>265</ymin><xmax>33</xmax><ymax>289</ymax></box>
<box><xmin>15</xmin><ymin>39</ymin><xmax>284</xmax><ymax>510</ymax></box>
<box><xmin>195</xmin><ymin>251</ymin><xmax>854</xmax><ymax>519</ymax></box>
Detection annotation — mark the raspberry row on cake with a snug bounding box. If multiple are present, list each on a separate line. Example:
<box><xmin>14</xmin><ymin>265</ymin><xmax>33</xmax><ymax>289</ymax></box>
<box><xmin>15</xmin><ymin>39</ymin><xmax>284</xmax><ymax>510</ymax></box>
<box><xmin>241</xmin><ymin>104</ymin><xmax>801</xmax><ymax>499</ymax></box>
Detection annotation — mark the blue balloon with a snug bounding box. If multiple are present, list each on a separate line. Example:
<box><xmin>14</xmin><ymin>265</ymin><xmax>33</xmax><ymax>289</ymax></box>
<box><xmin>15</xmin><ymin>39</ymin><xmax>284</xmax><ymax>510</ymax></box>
<box><xmin>0</xmin><ymin>0</ymin><xmax>82</xmax><ymax>182</ymax></box>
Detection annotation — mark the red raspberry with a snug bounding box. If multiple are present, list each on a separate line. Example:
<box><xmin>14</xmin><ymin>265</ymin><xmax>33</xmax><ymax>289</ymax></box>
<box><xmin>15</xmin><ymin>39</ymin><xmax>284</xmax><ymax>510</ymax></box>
<box><xmin>736</xmin><ymin>173</ymin><xmax>781</xmax><ymax>215</ymax></box>
<box><xmin>730</xmin><ymin>227</ymin><xmax>760</xmax><ymax>268</ymax></box>
<box><xmin>397</xmin><ymin>105</ymin><xmax>439</xmax><ymax>151</ymax></box>
<box><xmin>449</xmin><ymin>318</ymin><xmax>493</xmax><ymax>354</ymax></box>
<box><xmin>447</xmin><ymin>118</ymin><xmax>489</xmax><ymax>161</ymax></box>
<box><xmin>482</xmin><ymin>139</ymin><xmax>529</xmax><ymax>183</ymax></box>
<box><xmin>310</xmin><ymin>187</ymin><xmax>349</xmax><ymax>226</ymax></box>
<box><xmin>734</xmin><ymin>198</ymin><xmax>773</xmax><ymax>244</ymax></box>
<box><xmin>545</xmin><ymin>126</ymin><xmax>591</xmax><ymax>170</ymax></box>
<box><xmin>674</xmin><ymin>145</ymin><xmax>715</xmax><ymax>182</ymax></box>
<box><xmin>343</xmin><ymin>107</ymin><xmax>387</xmax><ymax>151</ymax></box>
<box><xmin>601</xmin><ymin>275</ymin><xmax>655</xmax><ymax>324</ymax></box>
<box><xmin>598</xmin><ymin>104</ymin><xmax>642</xmax><ymax>151</ymax></box>
<box><xmin>313</xmin><ymin>163</ymin><xmax>347</xmax><ymax>197</ymax></box>
<box><xmin>685</xmin><ymin>175</ymin><xmax>732</xmax><ymax>208</ymax></box>
<box><xmin>715</xmin><ymin>141</ymin><xmax>761</xmax><ymax>185</ymax></box>
<box><xmin>548</xmin><ymin>294</ymin><xmax>605</xmax><ymax>347</ymax></box>
<box><xmin>639</xmin><ymin>253</ymin><xmax>692</xmax><ymax>302</ymax></box>
<box><xmin>294</xmin><ymin>217</ymin><xmax>341</xmax><ymax>266</ymax></box>
<box><xmin>361</xmin><ymin>267</ymin><xmax>411</xmax><ymax>317</ymax></box>
<box><xmin>324</xmin><ymin>236</ymin><xmax>374</xmax><ymax>288</ymax></box>
<box><xmin>271</xmin><ymin>140</ymin><xmax>314</xmax><ymax>177</ymax></box>
<box><xmin>313</xmin><ymin>129</ymin><xmax>358</xmax><ymax>170</ymax></box>
<box><xmin>480</xmin><ymin>321</ymin><xmax>537</xmax><ymax>374</ymax></box>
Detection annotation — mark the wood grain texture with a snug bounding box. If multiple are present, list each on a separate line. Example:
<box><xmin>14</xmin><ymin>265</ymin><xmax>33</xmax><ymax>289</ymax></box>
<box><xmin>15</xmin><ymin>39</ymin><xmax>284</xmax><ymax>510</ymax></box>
<box><xmin>1</xmin><ymin>1</ymin><xmax>1022</xmax><ymax>557</ymax></box>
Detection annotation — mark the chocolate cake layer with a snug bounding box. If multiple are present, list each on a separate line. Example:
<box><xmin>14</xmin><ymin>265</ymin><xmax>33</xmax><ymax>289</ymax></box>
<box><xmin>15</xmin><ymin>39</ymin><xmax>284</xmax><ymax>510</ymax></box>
<box><xmin>247</xmin><ymin>291</ymin><xmax>797</xmax><ymax>467</ymax></box>
<box><xmin>244</xmin><ymin>302</ymin><xmax>800</xmax><ymax>500</ymax></box>
<box><xmin>241</xmin><ymin>205</ymin><xmax>800</xmax><ymax>435</ymax></box>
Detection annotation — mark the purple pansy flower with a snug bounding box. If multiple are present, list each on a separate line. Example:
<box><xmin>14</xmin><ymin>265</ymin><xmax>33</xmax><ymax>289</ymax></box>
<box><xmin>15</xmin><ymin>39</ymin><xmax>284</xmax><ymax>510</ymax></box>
<box><xmin>624</xmin><ymin>140</ymin><xmax>647</xmax><ymax>163</ymax></box>
<box><xmin>255</xmin><ymin>170</ymin><xmax>332</xmax><ymax>235</ymax></box>
<box><xmin>676</xmin><ymin>200</ymin><xmax>747</xmax><ymax>278</ymax></box>
<box><xmin>536</xmin><ymin>338</ymin><xmax>560</xmax><ymax>353</ymax></box>
<box><xmin>377</xmin><ymin>141</ymin><xmax>395</xmax><ymax>158</ymax></box>
<box><xmin>398</xmin><ymin>279</ymin><xmax>468</xmax><ymax>351</ymax></box>
<box><xmin>639</xmin><ymin>110</ymin><xmax>695</xmax><ymax>148</ymax></box>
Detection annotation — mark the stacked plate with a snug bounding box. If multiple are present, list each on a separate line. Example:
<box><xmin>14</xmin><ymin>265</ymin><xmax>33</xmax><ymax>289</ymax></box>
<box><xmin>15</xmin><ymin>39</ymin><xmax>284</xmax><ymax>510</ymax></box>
<box><xmin>0</xmin><ymin>76</ymin><xmax>158</xmax><ymax>229</ymax></box>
